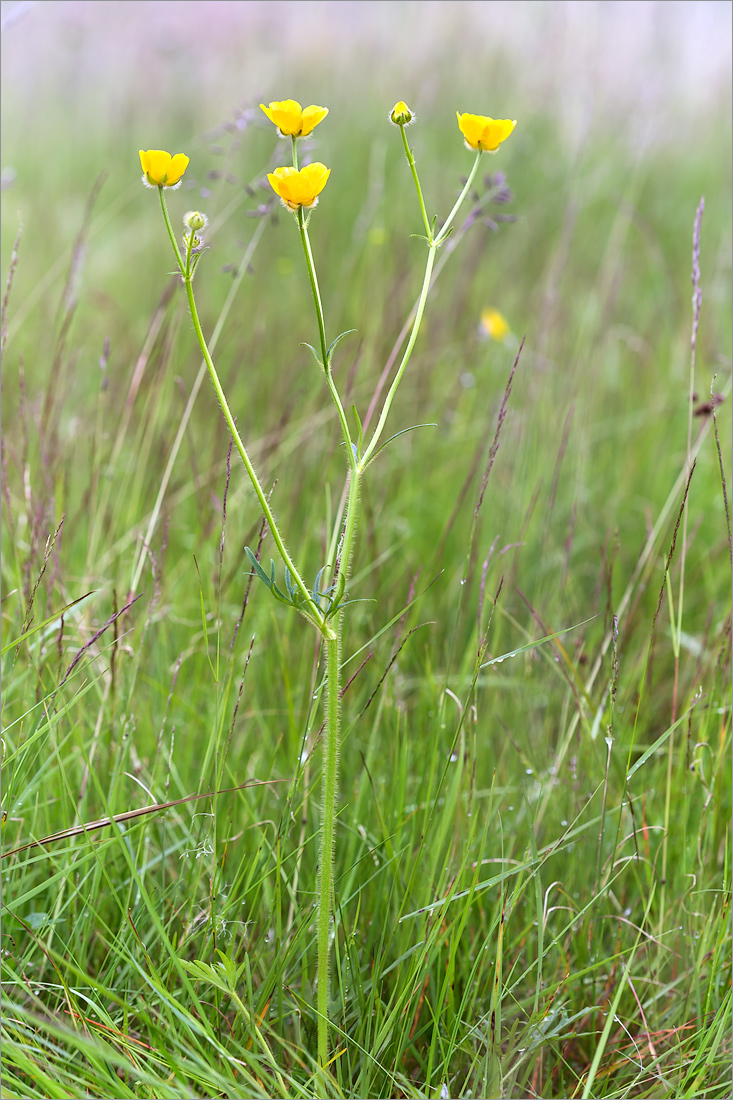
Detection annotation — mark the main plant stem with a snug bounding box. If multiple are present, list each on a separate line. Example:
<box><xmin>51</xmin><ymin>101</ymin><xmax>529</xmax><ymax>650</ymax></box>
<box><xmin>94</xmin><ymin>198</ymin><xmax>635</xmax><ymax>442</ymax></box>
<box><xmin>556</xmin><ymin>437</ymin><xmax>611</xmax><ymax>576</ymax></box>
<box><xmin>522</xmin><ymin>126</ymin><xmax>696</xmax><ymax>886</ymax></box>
<box><xmin>295</xmin><ymin>194</ymin><xmax>357</xmax><ymax>1070</ymax></box>
<box><xmin>317</xmin><ymin>630</ymin><xmax>341</xmax><ymax>1069</ymax></box>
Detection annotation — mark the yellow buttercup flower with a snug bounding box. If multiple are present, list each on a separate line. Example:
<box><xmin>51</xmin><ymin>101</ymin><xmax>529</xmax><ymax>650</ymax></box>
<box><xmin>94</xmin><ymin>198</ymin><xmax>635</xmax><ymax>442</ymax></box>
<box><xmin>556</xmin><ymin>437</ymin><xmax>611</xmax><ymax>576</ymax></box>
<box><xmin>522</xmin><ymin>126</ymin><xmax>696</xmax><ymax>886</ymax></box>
<box><xmin>456</xmin><ymin>113</ymin><xmax>516</xmax><ymax>153</ymax></box>
<box><xmin>480</xmin><ymin>308</ymin><xmax>511</xmax><ymax>341</ymax></box>
<box><xmin>268</xmin><ymin>163</ymin><xmax>331</xmax><ymax>211</ymax></box>
<box><xmin>139</xmin><ymin>149</ymin><xmax>190</xmax><ymax>188</ymax></box>
<box><xmin>260</xmin><ymin>100</ymin><xmax>329</xmax><ymax>138</ymax></box>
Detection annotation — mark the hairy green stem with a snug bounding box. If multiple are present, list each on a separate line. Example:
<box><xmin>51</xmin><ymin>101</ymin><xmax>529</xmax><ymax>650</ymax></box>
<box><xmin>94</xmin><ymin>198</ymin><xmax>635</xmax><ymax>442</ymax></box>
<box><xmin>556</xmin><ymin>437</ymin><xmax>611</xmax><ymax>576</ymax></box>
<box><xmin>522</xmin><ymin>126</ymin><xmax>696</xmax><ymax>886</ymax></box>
<box><xmin>298</xmin><ymin>207</ymin><xmax>356</xmax><ymax>472</ymax></box>
<box><xmin>317</xmin><ymin>630</ymin><xmax>341</xmax><ymax>1068</ymax></box>
<box><xmin>359</xmin><ymin>151</ymin><xmax>481</xmax><ymax>468</ymax></box>
<box><xmin>158</xmin><ymin>191</ymin><xmax>327</xmax><ymax>632</ymax></box>
<box><xmin>434</xmin><ymin>148</ymin><xmax>483</xmax><ymax>245</ymax></box>
<box><xmin>361</xmin><ymin>242</ymin><xmax>437</xmax><ymax>466</ymax></box>
<box><xmin>185</xmin><ymin>280</ymin><xmax>325</xmax><ymax>627</ymax></box>
<box><xmin>400</xmin><ymin>124</ymin><xmax>432</xmax><ymax>239</ymax></box>
<box><xmin>157</xmin><ymin>186</ymin><xmax>184</xmax><ymax>274</ymax></box>
<box><xmin>130</xmin><ymin>210</ymin><xmax>266</xmax><ymax>595</ymax></box>
<box><xmin>293</xmin><ymin>181</ymin><xmax>355</xmax><ymax>1069</ymax></box>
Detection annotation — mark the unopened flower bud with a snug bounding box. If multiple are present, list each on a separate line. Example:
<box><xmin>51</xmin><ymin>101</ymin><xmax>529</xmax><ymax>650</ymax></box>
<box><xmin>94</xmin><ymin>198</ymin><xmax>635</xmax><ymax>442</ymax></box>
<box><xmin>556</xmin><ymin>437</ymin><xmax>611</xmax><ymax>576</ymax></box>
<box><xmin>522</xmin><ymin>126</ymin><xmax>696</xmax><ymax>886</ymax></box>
<box><xmin>390</xmin><ymin>101</ymin><xmax>414</xmax><ymax>126</ymax></box>
<box><xmin>184</xmin><ymin>210</ymin><xmax>207</xmax><ymax>231</ymax></box>
<box><xmin>182</xmin><ymin>233</ymin><xmax>204</xmax><ymax>251</ymax></box>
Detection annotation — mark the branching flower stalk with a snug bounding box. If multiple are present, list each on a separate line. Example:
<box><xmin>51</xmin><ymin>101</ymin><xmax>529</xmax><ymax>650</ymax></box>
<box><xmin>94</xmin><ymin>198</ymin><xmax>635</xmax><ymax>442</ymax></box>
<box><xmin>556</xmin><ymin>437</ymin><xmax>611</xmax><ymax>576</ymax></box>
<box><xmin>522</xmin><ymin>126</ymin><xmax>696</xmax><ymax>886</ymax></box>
<box><xmin>155</xmin><ymin>190</ymin><xmax>327</xmax><ymax>634</ymax></box>
<box><xmin>140</xmin><ymin>103</ymin><xmax>516</xmax><ymax>1072</ymax></box>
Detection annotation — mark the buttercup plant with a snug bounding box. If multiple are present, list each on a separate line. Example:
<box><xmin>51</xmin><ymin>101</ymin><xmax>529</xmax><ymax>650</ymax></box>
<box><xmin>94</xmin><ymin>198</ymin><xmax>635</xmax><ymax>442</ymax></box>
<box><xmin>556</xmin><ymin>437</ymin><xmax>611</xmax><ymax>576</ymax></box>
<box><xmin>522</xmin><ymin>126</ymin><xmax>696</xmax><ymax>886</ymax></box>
<box><xmin>140</xmin><ymin>102</ymin><xmax>516</xmax><ymax>1074</ymax></box>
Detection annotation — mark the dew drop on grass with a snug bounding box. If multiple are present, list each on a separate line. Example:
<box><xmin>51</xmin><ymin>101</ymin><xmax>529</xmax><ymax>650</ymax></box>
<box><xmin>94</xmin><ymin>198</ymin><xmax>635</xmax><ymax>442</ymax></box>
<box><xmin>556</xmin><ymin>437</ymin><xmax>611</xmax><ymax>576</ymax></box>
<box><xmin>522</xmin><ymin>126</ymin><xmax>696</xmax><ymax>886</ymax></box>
<box><xmin>525</xmin><ymin>768</ymin><xmax>533</xmax><ymax>775</ymax></box>
<box><xmin>561</xmin><ymin>819</ymin><xmax>568</xmax><ymax>826</ymax></box>
<box><xmin>459</xmin><ymin>578</ymin><xmax>466</xmax><ymax>585</ymax></box>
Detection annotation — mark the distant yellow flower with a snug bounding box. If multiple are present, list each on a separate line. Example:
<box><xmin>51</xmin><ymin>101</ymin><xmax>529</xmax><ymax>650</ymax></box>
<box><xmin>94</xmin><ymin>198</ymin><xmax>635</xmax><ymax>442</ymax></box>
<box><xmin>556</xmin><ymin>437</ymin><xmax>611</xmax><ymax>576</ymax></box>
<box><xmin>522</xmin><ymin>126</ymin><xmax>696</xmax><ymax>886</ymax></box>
<box><xmin>268</xmin><ymin>163</ymin><xmax>331</xmax><ymax>211</ymax></box>
<box><xmin>480</xmin><ymin>308</ymin><xmax>511</xmax><ymax>341</ymax></box>
<box><xmin>260</xmin><ymin>100</ymin><xmax>329</xmax><ymax>137</ymax></box>
<box><xmin>139</xmin><ymin>149</ymin><xmax>190</xmax><ymax>188</ymax></box>
<box><xmin>456</xmin><ymin>113</ymin><xmax>516</xmax><ymax>153</ymax></box>
<box><xmin>390</xmin><ymin>101</ymin><xmax>414</xmax><ymax>125</ymax></box>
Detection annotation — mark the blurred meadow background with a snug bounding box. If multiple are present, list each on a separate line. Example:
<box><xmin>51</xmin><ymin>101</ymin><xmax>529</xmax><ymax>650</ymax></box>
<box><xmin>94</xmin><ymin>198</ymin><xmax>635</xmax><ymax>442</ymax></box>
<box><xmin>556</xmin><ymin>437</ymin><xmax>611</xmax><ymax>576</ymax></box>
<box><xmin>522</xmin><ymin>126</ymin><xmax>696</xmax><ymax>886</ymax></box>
<box><xmin>2</xmin><ymin>2</ymin><xmax>731</xmax><ymax>1097</ymax></box>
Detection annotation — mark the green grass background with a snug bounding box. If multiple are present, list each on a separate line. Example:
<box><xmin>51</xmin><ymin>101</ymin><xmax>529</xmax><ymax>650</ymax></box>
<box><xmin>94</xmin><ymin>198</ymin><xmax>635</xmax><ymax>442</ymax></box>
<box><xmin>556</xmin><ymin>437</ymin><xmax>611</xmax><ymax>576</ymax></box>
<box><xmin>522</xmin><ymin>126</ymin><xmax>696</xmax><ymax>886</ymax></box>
<box><xmin>2</xmin><ymin>2</ymin><xmax>731</xmax><ymax>1097</ymax></box>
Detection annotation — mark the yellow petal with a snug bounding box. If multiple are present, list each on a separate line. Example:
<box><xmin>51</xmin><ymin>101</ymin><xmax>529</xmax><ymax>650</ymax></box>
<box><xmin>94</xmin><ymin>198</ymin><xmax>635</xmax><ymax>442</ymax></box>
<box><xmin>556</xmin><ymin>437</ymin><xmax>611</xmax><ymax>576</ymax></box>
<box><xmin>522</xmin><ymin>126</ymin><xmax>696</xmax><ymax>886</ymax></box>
<box><xmin>140</xmin><ymin>149</ymin><xmax>173</xmax><ymax>184</ymax></box>
<box><xmin>456</xmin><ymin>113</ymin><xmax>484</xmax><ymax>149</ymax></box>
<box><xmin>269</xmin><ymin>99</ymin><xmax>303</xmax><ymax>115</ymax></box>
<box><xmin>478</xmin><ymin>118</ymin><xmax>516</xmax><ymax>152</ymax></box>
<box><xmin>300</xmin><ymin>105</ymin><xmax>329</xmax><ymax>136</ymax></box>
<box><xmin>300</xmin><ymin>162</ymin><xmax>330</xmax><ymax>199</ymax></box>
<box><xmin>261</xmin><ymin>99</ymin><xmax>304</xmax><ymax>135</ymax></box>
<box><xmin>268</xmin><ymin>165</ymin><xmax>298</xmax><ymax>201</ymax></box>
<box><xmin>166</xmin><ymin>153</ymin><xmax>190</xmax><ymax>185</ymax></box>
<box><xmin>456</xmin><ymin>113</ymin><xmax>516</xmax><ymax>152</ymax></box>
<box><xmin>390</xmin><ymin>100</ymin><xmax>413</xmax><ymax>124</ymax></box>
<box><xmin>267</xmin><ymin>164</ymin><xmax>330</xmax><ymax>209</ymax></box>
